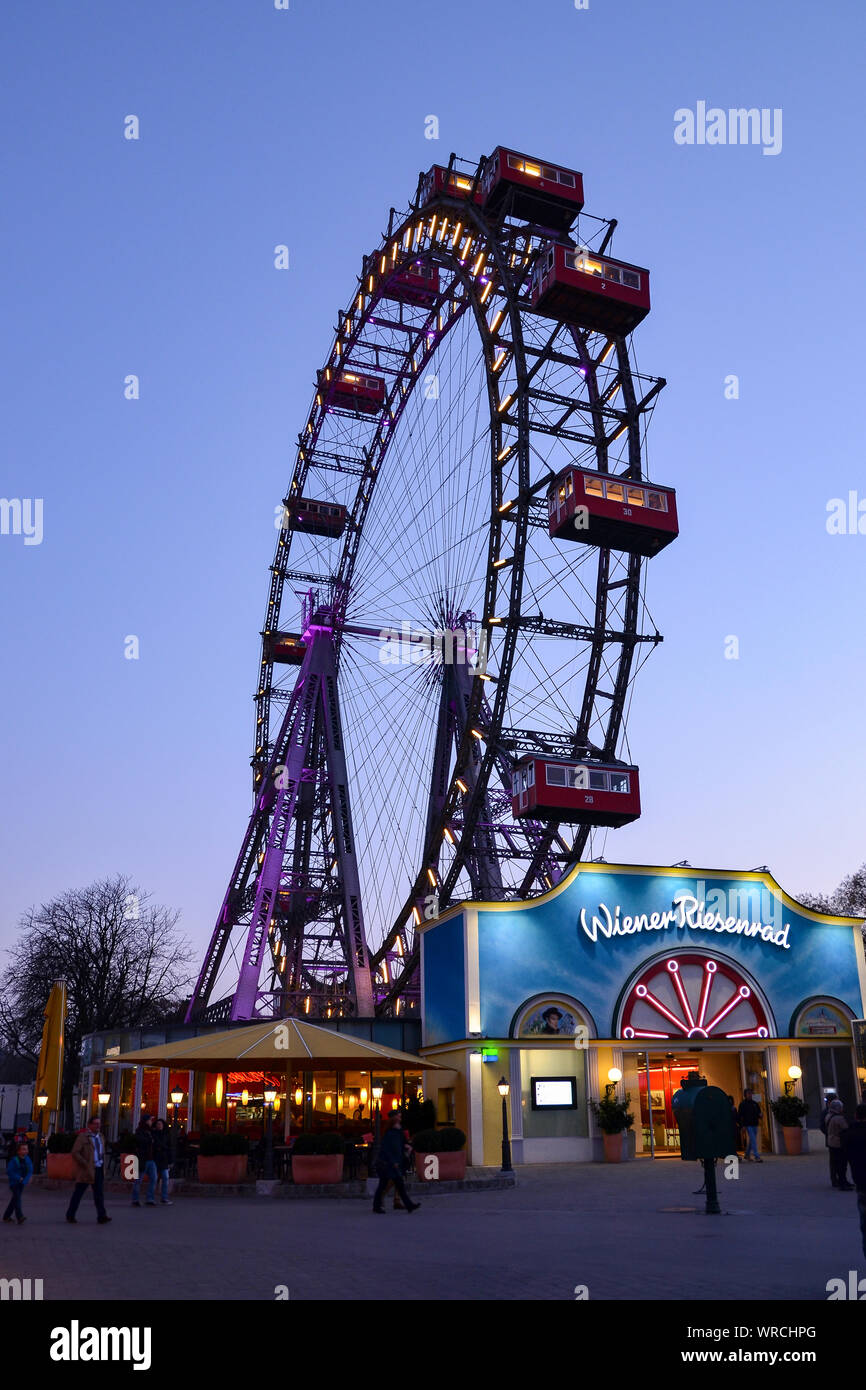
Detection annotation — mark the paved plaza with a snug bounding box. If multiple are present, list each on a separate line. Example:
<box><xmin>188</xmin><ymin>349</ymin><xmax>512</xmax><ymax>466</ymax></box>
<box><xmin>2</xmin><ymin>1154</ymin><xmax>862</xmax><ymax>1301</ymax></box>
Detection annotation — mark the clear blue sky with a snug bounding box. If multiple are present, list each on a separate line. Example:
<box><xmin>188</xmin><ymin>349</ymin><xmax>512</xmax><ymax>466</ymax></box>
<box><xmin>2</xmin><ymin>0</ymin><xmax>864</xmax><ymax>967</ymax></box>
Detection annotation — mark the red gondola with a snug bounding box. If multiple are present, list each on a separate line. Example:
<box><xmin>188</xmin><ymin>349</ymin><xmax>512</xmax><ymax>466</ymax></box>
<box><xmin>285</xmin><ymin>498</ymin><xmax>347</xmax><ymax>539</ymax></box>
<box><xmin>481</xmin><ymin>148</ymin><xmax>584</xmax><ymax>229</ymax></box>
<box><xmin>384</xmin><ymin>259</ymin><xmax>440</xmax><ymax>307</ymax></box>
<box><xmin>268</xmin><ymin>632</ymin><xmax>306</xmax><ymax>665</ymax></box>
<box><xmin>547</xmin><ymin>467</ymin><xmax>678</xmax><ymax>558</ymax></box>
<box><xmin>319</xmin><ymin>369</ymin><xmax>386</xmax><ymax>415</ymax></box>
<box><xmin>511</xmin><ymin>756</ymin><xmax>640</xmax><ymax>827</ymax></box>
<box><xmin>418</xmin><ymin>164</ymin><xmax>483</xmax><ymax>208</ymax></box>
<box><xmin>531</xmin><ymin>243</ymin><xmax>650</xmax><ymax>336</ymax></box>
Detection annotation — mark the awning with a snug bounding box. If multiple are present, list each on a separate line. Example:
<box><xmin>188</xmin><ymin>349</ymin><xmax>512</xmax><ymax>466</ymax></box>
<box><xmin>114</xmin><ymin>1018</ymin><xmax>444</xmax><ymax>1071</ymax></box>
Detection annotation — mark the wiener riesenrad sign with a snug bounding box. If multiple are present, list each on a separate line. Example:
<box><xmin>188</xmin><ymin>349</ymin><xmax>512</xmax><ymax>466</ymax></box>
<box><xmin>578</xmin><ymin>890</ymin><xmax>792</xmax><ymax>951</ymax></box>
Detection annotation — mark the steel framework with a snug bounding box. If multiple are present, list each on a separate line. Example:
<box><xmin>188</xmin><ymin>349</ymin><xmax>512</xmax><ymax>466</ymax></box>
<box><xmin>187</xmin><ymin>149</ymin><xmax>666</xmax><ymax>1024</ymax></box>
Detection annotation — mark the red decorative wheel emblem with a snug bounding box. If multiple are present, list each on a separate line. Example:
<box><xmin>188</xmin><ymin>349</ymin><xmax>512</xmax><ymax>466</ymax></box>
<box><xmin>620</xmin><ymin>954</ymin><xmax>770</xmax><ymax>1040</ymax></box>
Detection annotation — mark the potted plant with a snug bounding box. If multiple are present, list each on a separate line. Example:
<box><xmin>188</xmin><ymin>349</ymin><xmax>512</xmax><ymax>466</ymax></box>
<box><xmin>591</xmin><ymin>1095</ymin><xmax>634</xmax><ymax>1162</ymax></box>
<box><xmin>197</xmin><ymin>1133</ymin><xmax>250</xmax><ymax>1183</ymax></box>
<box><xmin>411</xmin><ymin>1126</ymin><xmax>467</xmax><ymax>1182</ymax></box>
<box><xmin>769</xmin><ymin>1095</ymin><xmax>808</xmax><ymax>1155</ymax></box>
<box><xmin>291</xmin><ymin>1132</ymin><xmax>345</xmax><ymax>1184</ymax></box>
<box><xmin>45</xmin><ymin>1131</ymin><xmax>77</xmax><ymax>1180</ymax></box>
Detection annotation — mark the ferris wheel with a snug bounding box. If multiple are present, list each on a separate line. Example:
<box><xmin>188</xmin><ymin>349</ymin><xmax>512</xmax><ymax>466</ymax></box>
<box><xmin>186</xmin><ymin>146</ymin><xmax>674</xmax><ymax>1025</ymax></box>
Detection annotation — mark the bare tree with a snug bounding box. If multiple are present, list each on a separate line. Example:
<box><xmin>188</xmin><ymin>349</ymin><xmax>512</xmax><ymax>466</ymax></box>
<box><xmin>800</xmin><ymin>863</ymin><xmax>866</xmax><ymax>935</ymax></box>
<box><xmin>0</xmin><ymin>875</ymin><xmax>194</xmax><ymax>1125</ymax></box>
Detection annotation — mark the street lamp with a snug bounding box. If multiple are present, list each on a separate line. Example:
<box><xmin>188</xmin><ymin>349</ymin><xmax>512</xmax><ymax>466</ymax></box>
<box><xmin>605</xmin><ymin>1067</ymin><xmax>622</xmax><ymax>1099</ymax></box>
<box><xmin>497</xmin><ymin>1077</ymin><xmax>513</xmax><ymax>1174</ymax></box>
<box><xmin>34</xmin><ymin>1090</ymin><xmax>48</xmax><ymax>1174</ymax></box>
<box><xmin>263</xmin><ymin>1083</ymin><xmax>277</xmax><ymax>1181</ymax></box>
<box><xmin>369</xmin><ymin>1082</ymin><xmax>384</xmax><ymax>1170</ymax></box>
<box><xmin>784</xmin><ymin>1065</ymin><xmax>802</xmax><ymax>1096</ymax></box>
<box><xmin>170</xmin><ymin>1085</ymin><xmax>184</xmax><ymax>1162</ymax></box>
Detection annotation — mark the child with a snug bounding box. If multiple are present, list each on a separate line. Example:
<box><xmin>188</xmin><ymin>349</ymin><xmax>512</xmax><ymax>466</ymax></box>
<box><xmin>4</xmin><ymin>1142</ymin><xmax>33</xmax><ymax>1224</ymax></box>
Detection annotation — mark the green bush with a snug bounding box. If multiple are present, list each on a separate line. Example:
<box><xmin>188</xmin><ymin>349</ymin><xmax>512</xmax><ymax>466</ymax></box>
<box><xmin>769</xmin><ymin>1095</ymin><xmax>808</xmax><ymax>1128</ymax></box>
<box><xmin>199</xmin><ymin>1133</ymin><xmax>250</xmax><ymax>1157</ymax></box>
<box><xmin>591</xmin><ymin>1095</ymin><xmax>634</xmax><ymax>1135</ymax></box>
<box><xmin>292</xmin><ymin>1132</ymin><xmax>345</xmax><ymax>1156</ymax></box>
<box><xmin>46</xmin><ymin>1132</ymin><xmax>76</xmax><ymax>1153</ymax></box>
<box><xmin>410</xmin><ymin>1126</ymin><xmax>466</xmax><ymax>1153</ymax></box>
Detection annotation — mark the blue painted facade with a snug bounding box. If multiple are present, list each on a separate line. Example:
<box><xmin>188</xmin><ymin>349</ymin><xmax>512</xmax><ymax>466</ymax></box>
<box><xmin>421</xmin><ymin>864</ymin><xmax>866</xmax><ymax>1045</ymax></box>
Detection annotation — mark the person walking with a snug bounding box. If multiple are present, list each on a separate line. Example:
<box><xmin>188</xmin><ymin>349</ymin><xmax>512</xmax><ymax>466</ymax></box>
<box><xmin>372</xmin><ymin>1111</ymin><xmax>420</xmax><ymax>1215</ymax></box>
<box><xmin>152</xmin><ymin>1118</ymin><xmax>173</xmax><ymax>1206</ymax></box>
<box><xmin>737</xmin><ymin>1089</ymin><xmax>763</xmax><ymax>1162</ymax></box>
<box><xmin>131</xmin><ymin>1115</ymin><xmax>158</xmax><ymax>1206</ymax></box>
<box><xmin>3</xmin><ymin>1142</ymin><xmax>33</xmax><ymax>1224</ymax></box>
<box><xmin>842</xmin><ymin>1103</ymin><xmax>866</xmax><ymax>1256</ymax></box>
<box><xmin>826</xmin><ymin>1098</ymin><xmax>853</xmax><ymax>1189</ymax></box>
<box><xmin>66</xmin><ymin>1116</ymin><xmax>111</xmax><ymax>1224</ymax></box>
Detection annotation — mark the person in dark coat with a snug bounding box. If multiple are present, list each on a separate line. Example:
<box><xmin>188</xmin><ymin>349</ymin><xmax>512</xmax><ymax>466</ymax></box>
<box><xmin>826</xmin><ymin>1099</ymin><xmax>853</xmax><ymax>1189</ymax></box>
<box><xmin>737</xmin><ymin>1090</ymin><xmax>763</xmax><ymax>1162</ymax></box>
<box><xmin>151</xmin><ymin>1119</ymin><xmax>173</xmax><ymax>1205</ymax></box>
<box><xmin>3</xmin><ymin>1142</ymin><xmax>33</xmax><ymax>1224</ymax></box>
<box><xmin>372</xmin><ymin>1112</ymin><xmax>420</xmax><ymax>1215</ymax></box>
<box><xmin>842</xmin><ymin>1103</ymin><xmax>866</xmax><ymax>1257</ymax></box>
<box><xmin>131</xmin><ymin>1115</ymin><xmax>157</xmax><ymax>1206</ymax></box>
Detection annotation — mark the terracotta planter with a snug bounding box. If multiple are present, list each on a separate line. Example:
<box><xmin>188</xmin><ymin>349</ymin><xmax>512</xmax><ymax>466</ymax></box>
<box><xmin>781</xmin><ymin>1126</ymin><xmax>803</xmax><ymax>1156</ymax></box>
<box><xmin>602</xmin><ymin>1131</ymin><xmax>625</xmax><ymax>1163</ymax></box>
<box><xmin>197</xmin><ymin>1153</ymin><xmax>249</xmax><ymax>1184</ymax></box>
<box><xmin>291</xmin><ymin>1154</ymin><xmax>344</xmax><ymax>1185</ymax></box>
<box><xmin>413</xmin><ymin>1150</ymin><xmax>467</xmax><ymax>1182</ymax></box>
<box><xmin>45</xmin><ymin>1153</ymin><xmax>79</xmax><ymax>1181</ymax></box>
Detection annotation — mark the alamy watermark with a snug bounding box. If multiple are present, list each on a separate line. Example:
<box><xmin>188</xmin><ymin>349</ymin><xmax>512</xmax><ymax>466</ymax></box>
<box><xmin>1</xmin><ymin>498</ymin><xmax>43</xmax><ymax>545</ymax></box>
<box><xmin>379</xmin><ymin>623</ymin><xmax>488</xmax><ymax>673</ymax></box>
<box><xmin>674</xmin><ymin>103</ymin><xmax>782</xmax><ymax>156</ymax></box>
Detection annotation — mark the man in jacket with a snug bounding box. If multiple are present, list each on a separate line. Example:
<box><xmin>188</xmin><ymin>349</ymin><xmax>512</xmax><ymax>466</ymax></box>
<box><xmin>826</xmin><ymin>1098</ymin><xmax>853</xmax><ymax>1189</ymax></box>
<box><xmin>842</xmin><ymin>1103</ymin><xmax>866</xmax><ymax>1256</ymax></box>
<box><xmin>66</xmin><ymin>1116</ymin><xmax>111</xmax><ymax>1224</ymax></box>
<box><xmin>3</xmin><ymin>1142</ymin><xmax>33</xmax><ymax>1224</ymax></box>
<box><xmin>737</xmin><ymin>1090</ymin><xmax>763</xmax><ymax>1162</ymax></box>
<box><xmin>372</xmin><ymin>1111</ymin><xmax>420</xmax><ymax>1215</ymax></box>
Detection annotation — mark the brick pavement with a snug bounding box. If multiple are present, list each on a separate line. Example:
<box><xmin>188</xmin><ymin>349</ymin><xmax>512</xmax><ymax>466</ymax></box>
<box><xmin>2</xmin><ymin>1154</ymin><xmax>862</xmax><ymax>1301</ymax></box>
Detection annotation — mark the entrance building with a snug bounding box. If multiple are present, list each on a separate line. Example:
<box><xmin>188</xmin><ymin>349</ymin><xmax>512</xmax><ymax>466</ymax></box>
<box><xmin>418</xmin><ymin>863</ymin><xmax>866</xmax><ymax>1163</ymax></box>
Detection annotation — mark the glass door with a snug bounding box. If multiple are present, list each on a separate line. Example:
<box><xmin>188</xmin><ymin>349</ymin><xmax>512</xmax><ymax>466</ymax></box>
<box><xmin>636</xmin><ymin>1052</ymin><xmax>704</xmax><ymax>1155</ymax></box>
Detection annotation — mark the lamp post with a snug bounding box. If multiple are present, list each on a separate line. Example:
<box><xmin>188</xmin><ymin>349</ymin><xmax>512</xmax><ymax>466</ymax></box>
<box><xmin>169</xmin><ymin>1085</ymin><xmax>184</xmax><ymax>1162</ymax></box>
<box><xmin>497</xmin><ymin>1077</ymin><xmax>513</xmax><ymax>1173</ymax></box>
<box><xmin>369</xmin><ymin>1082</ymin><xmax>384</xmax><ymax>1171</ymax></box>
<box><xmin>605</xmin><ymin>1067</ymin><xmax>622</xmax><ymax>1100</ymax></box>
<box><xmin>97</xmin><ymin>1087</ymin><xmax>110</xmax><ymax>1137</ymax></box>
<box><xmin>784</xmin><ymin>1065</ymin><xmax>802</xmax><ymax>1097</ymax></box>
<box><xmin>34</xmin><ymin>1090</ymin><xmax>48</xmax><ymax>1174</ymax></box>
<box><xmin>263</xmin><ymin>1084</ymin><xmax>277</xmax><ymax>1180</ymax></box>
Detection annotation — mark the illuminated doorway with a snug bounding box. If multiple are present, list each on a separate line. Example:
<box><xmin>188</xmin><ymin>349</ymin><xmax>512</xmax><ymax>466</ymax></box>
<box><xmin>633</xmin><ymin>1051</ymin><xmax>747</xmax><ymax>1156</ymax></box>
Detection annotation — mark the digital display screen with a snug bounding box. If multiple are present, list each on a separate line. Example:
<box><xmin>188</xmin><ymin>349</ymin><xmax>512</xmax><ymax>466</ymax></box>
<box><xmin>531</xmin><ymin>1077</ymin><xmax>577</xmax><ymax>1110</ymax></box>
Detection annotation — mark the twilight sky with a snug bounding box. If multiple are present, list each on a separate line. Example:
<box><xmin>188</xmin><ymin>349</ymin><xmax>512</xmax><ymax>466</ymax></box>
<box><xmin>2</xmin><ymin>0</ymin><xmax>865</xmax><ymax>969</ymax></box>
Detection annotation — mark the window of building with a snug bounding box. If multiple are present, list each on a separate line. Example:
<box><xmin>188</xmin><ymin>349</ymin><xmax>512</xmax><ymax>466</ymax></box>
<box><xmin>627</xmin><ymin>486</ymin><xmax>646</xmax><ymax>507</ymax></box>
<box><xmin>584</xmin><ymin>475</ymin><xmax>604</xmax><ymax>497</ymax></box>
<box><xmin>588</xmin><ymin>770</ymin><xmax>608</xmax><ymax>790</ymax></box>
<box><xmin>621</xmin><ymin>269</ymin><xmax>641</xmax><ymax>289</ymax></box>
<box><xmin>609</xmin><ymin>772</ymin><xmax>630</xmax><ymax>793</ymax></box>
<box><xmin>545</xmin><ymin>764</ymin><xmax>567</xmax><ymax>786</ymax></box>
<box><xmin>606</xmin><ymin>482</ymin><xmax>625</xmax><ymax>502</ymax></box>
<box><xmin>647</xmin><ymin>491</ymin><xmax>668</xmax><ymax>511</ymax></box>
